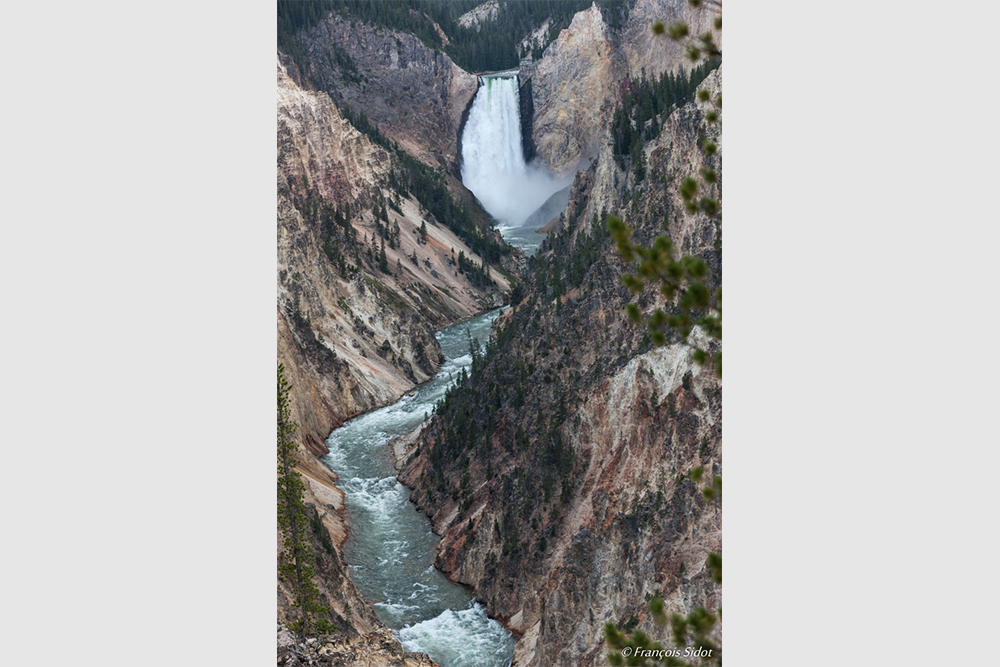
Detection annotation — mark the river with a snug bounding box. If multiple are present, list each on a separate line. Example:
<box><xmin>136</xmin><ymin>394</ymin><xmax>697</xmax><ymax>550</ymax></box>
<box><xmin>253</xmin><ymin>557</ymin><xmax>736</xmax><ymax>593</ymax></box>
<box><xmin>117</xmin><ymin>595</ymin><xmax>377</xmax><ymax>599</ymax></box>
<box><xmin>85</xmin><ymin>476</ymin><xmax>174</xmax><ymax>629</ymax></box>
<box><xmin>321</xmin><ymin>69</ymin><xmax>569</xmax><ymax>667</ymax></box>
<box><xmin>323</xmin><ymin>308</ymin><xmax>515</xmax><ymax>667</ymax></box>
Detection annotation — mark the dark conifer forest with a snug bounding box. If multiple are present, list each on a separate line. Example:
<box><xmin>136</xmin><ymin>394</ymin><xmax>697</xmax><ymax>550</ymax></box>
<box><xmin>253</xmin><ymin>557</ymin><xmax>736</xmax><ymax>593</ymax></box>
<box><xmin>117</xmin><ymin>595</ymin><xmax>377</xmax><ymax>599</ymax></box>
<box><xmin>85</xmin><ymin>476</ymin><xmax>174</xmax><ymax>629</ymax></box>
<box><xmin>279</xmin><ymin>0</ymin><xmax>632</xmax><ymax>74</ymax></box>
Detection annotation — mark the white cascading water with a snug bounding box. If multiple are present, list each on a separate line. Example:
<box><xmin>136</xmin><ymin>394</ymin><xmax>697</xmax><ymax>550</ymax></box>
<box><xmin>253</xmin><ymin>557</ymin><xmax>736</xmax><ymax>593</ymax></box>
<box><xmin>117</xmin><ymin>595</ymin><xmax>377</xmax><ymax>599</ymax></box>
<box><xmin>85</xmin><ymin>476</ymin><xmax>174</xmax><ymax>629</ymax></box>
<box><xmin>461</xmin><ymin>73</ymin><xmax>573</xmax><ymax>251</ymax></box>
<box><xmin>324</xmin><ymin>310</ymin><xmax>515</xmax><ymax>667</ymax></box>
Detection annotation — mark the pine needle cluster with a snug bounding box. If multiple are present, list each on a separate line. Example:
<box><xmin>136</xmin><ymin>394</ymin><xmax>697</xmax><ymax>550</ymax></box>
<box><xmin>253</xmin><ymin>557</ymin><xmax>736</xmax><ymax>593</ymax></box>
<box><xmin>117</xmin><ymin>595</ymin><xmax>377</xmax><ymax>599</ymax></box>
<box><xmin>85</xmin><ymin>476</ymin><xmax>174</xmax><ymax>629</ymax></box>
<box><xmin>605</xmin><ymin>3</ymin><xmax>722</xmax><ymax>663</ymax></box>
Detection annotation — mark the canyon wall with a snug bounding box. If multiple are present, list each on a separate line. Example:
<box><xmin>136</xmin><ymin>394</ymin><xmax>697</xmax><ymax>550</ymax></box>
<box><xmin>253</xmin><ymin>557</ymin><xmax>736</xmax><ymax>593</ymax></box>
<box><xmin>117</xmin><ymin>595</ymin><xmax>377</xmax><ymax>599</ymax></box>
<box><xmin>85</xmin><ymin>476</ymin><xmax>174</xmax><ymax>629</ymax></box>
<box><xmin>277</xmin><ymin>51</ymin><xmax>509</xmax><ymax>663</ymax></box>
<box><xmin>278</xmin><ymin>54</ymin><xmax>509</xmax><ymax>450</ymax></box>
<box><xmin>295</xmin><ymin>14</ymin><xmax>478</xmax><ymax>171</ymax></box>
<box><xmin>530</xmin><ymin>3</ymin><xmax>624</xmax><ymax>177</ymax></box>
<box><xmin>621</xmin><ymin>0</ymin><xmax>722</xmax><ymax>83</ymax></box>
<box><xmin>401</xmin><ymin>68</ymin><xmax>722</xmax><ymax>667</ymax></box>
<box><xmin>530</xmin><ymin>0</ymin><xmax>720</xmax><ymax>178</ymax></box>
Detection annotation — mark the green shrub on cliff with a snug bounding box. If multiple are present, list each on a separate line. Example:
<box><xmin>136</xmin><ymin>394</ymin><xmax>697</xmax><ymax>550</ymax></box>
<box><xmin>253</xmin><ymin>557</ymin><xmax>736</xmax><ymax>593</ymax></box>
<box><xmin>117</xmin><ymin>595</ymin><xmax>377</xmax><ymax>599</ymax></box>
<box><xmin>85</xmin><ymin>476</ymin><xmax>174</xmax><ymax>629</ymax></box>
<box><xmin>278</xmin><ymin>363</ymin><xmax>336</xmax><ymax>643</ymax></box>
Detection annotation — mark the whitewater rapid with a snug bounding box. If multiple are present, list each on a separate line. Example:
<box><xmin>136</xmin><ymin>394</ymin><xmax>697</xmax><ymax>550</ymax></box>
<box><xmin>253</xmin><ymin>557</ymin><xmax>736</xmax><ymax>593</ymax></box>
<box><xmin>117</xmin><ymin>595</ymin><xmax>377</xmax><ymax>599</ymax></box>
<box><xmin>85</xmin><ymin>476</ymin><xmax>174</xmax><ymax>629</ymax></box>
<box><xmin>460</xmin><ymin>73</ymin><xmax>573</xmax><ymax>255</ymax></box>
<box><xmin>323</xmin><ymin>309</ymin><xmax>515</xmax><ymax>667</ymax></box>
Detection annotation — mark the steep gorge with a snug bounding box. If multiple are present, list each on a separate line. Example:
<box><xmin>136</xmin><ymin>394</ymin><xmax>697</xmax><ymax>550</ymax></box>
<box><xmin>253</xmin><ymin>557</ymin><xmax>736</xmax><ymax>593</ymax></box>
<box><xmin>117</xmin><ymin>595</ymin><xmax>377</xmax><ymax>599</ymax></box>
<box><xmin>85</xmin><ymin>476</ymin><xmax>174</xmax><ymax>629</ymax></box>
<box><xmin>277</xmin><ymin>49</ymin><xmax>512</xmax><ymax>665</ymax></box>
<box><xmin>400</xmin><ymin>62</ymin><xmax>723</xmax><ymax>667</ymax></box>
<box><xmin>278</xmin><ymin>53</ymin><xmax>510</xmax><ymax>450</ymax></box>
<box><xmin>276</xmin><ymin>2</ymin><xmax>722</xmax><ymax>664</ymax></box>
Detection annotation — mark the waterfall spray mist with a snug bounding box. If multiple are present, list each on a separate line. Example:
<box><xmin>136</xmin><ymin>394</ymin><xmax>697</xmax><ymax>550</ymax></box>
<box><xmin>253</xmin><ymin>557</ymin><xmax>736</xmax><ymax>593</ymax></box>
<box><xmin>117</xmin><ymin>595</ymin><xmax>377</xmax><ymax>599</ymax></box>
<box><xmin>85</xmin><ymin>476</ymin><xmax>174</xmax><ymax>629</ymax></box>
<box><xmin>461</xmin><ymin>75</ymin><xmax>574</xmax><ymax>231</ymax></box>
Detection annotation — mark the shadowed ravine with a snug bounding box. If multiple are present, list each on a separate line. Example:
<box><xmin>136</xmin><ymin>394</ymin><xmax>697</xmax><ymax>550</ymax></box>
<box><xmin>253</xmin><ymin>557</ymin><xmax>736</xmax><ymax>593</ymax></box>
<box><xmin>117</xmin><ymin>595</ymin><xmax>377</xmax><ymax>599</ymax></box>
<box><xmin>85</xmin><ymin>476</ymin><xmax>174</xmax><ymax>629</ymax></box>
<box><xmin>323</xmin><ymin>309</ymin><xmax>515</xmax><ymax>667</ymax></box>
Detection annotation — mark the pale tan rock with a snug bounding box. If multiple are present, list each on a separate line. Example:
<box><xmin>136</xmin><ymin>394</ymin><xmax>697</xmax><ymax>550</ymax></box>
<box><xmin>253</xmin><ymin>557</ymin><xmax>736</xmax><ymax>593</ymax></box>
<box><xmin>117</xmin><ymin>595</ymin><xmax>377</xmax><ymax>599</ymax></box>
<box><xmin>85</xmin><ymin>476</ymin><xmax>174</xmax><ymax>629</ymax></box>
<box><xmin>531</xmin><ymin>4</ymin><xmax>625</xmax><ymax>177</ymax></box>
<box><xmin>457</xmin><ymin>0</ymin><xmax>501</xmax><ymax>30</ymax></box>
<box><xmin>530</xmin><ymin>0</ymin><xmax>720</xmax><ymax>179</ymax></box>
<box><xmin>295</xmin><ymin>15</ymin><xmax>478</xmax><ymax>170</ymax></box>
<box><xmin>622</xmin><ymin>0</ymin><xmax>722</xmax><ymax>82</ymax></box>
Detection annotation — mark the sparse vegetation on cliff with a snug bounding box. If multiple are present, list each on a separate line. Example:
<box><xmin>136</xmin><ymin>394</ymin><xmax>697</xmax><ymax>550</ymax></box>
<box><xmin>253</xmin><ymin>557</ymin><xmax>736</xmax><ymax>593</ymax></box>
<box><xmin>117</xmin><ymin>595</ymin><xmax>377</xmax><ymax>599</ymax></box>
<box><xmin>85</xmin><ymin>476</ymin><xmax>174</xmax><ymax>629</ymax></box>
<box><xmin>319</xmin><ymin>94</ymin><xmax>512</xmax><ymax>266</ymax></box>
<box><xmin>611</xmin><ymin>59</ymin><xmax>720</xmax><ymax>172</ymax></box>
<box><xmin>605</xmin><ymin>4</ymin><xmax>722</xmax><ymax>663</ymax></box>
<box><xmin>278</xmin><ymin>363</ymin><xmax>336</xmax><ymax>643</ymax></box>
<box><xmin>389</xmin><ymin>149</ymin><xmax>511</xmax><ymax>264</ymax></box>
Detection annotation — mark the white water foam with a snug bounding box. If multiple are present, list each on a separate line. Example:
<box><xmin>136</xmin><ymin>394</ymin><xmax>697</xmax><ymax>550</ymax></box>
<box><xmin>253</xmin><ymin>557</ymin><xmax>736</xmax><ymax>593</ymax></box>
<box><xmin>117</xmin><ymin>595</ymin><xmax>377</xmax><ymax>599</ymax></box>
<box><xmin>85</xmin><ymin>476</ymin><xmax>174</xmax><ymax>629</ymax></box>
<box><xmin>398</xmin><ymin>602</ymin><xmax>515</xmax><ymax>667</ymax></box>
<box><xmin>461</xmin><ymin>75</ymin><xmax>573</xmax><ymax>230</ymax></box>
<box><xmin>322</xmin><ymin>310</ymin><xmax>515</xmax><ymax>664</ymax></box>
<box><xmin>347</xmin><ymin>476</ymin><xmax>406</xmax><ymax>522</ymax></box>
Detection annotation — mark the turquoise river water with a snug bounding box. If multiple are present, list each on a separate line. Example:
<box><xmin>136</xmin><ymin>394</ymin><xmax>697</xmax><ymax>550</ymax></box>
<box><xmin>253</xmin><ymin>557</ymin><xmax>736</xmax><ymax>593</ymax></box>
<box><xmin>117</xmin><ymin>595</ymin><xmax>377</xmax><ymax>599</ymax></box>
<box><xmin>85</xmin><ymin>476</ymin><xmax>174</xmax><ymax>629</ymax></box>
<box><xmin>323</xmin><ymin>308</ymin><xmax>515</xmax><ymax>667</ymax></box>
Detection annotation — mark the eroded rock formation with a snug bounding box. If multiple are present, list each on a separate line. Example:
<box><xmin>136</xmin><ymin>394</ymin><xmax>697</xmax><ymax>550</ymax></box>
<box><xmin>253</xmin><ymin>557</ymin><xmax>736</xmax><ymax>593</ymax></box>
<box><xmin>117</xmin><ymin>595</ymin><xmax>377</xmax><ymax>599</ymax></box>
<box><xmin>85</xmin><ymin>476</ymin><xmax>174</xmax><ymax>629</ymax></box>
<box><xmin>401</xmin><ymin>68</ymin><xmax>722</xmax><ymax>667</ymax></box>
<box><xmin>621</xmin><ymin>0</ymin><xmax>722</xmax><ymax>83</ymax></box>
<box><xmin>277</xmin><ymin>50</ymin><xmax>510</xmax><ymax>662</ymax></box>
<box><xmin>458</xmin><ymin>0</ymin><xmax>502</xmax><ymax>30</ymax></box>
<box><xmin>295</xmin><ymin>15</ymin><xmax>478</xmax><ymax>171</ymax></box>
<box><xmin>278</xmin><ymin>621</ymin><xmax>440</xmax><ymax>667</ymax></box>
<box><xmin>530</xmin><ymin>3</ymin><xmax>624</xmax><ymax>177</ymax></box>
<box><xmin>530</xmin><ymin>0</ymin><xmax>721</xmax><ymax>178</ymax></box>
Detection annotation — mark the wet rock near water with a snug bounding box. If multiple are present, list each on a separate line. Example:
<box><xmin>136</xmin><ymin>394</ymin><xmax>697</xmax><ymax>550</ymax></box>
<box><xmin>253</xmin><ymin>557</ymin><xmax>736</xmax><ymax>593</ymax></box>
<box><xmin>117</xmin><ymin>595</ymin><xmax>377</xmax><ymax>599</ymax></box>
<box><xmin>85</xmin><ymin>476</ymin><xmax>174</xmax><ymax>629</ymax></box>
<box><xmin>278</xmin><ymin>622</ymin><xmax>439</xmax><ymax>667</ymax></box>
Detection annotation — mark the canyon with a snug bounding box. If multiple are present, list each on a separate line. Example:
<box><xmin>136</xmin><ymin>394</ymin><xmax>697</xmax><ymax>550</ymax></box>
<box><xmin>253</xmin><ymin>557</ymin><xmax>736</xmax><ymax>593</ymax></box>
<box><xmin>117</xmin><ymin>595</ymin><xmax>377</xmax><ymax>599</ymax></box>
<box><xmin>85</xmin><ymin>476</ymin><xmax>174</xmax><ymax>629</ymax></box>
<box><xmin>277</xmin><ymin>47</ymin><xmax>511</xmax><ymax>665</ymax></box>
<box><xmin>277</xmin><ymin>2</ymin><xmax>722</xmax><ymax>665</ymax></box>
<box><xmin>402</xmin><ymin>67</ymin><xmax>722</xmax><ymax>667</ymax></box>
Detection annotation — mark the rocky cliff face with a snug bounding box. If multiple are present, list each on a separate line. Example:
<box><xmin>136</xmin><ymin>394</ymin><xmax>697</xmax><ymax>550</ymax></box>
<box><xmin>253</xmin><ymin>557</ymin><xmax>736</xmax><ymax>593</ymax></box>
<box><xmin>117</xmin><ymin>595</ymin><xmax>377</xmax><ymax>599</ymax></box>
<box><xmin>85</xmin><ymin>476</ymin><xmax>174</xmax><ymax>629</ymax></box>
<box><xmin>518</xmin><ymin>77</ymin><xmax>536</xmax><ymax>163</ymax></box>
<box><xmin>295</xmin><ymin>14</ymin><xmax>478</xmax><ymax>171</ymax></box>
<box><xmin>278</xmin><ymin>54</ymin><xmax>509</xmax><ymax>449</ymax></box>
<box><xmin>530</xmin><ymin>4</ymin><xmax>624</xmax><ymax>177</ymax></box>
<box><xmin>277</xmin><ymin>51</ymin><xmax>511</xmax><ymax>663</ymax></box>
<box><xmin>400</xmin><ymin>68</ymin><xmax>722</xmax><ymax>667</ymax></box>
<box><xmin>530</xmin><ymin>0</ymin><xmax>720</xmax><ymax>178</ymax></box>
<box><xmin>621</xmin><ymin>0</ymin><xmax>721</xmax><ymax>83</ymax></box>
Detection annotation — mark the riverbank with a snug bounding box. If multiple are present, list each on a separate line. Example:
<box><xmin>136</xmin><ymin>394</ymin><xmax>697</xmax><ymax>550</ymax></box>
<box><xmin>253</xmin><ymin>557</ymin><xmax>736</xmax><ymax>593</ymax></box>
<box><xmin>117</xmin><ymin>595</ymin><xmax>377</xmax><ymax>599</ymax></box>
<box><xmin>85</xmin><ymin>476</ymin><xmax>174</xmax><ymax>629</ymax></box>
<box><xmin>320</xmin><ymin>309</ymin><xmax>515</xmax><ymax>667</ymax></box>
<box><xmin>277</xmin><ymin>621</ymin><xmax>439</xmax><ymax>667</ymax></box>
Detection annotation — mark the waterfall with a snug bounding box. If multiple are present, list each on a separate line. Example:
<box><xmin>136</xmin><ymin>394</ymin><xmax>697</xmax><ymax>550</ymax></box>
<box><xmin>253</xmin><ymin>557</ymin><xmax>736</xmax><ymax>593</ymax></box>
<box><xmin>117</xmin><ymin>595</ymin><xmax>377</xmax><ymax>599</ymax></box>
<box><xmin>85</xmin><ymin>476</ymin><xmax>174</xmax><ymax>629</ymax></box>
<box><xmin>461</xmin><ymin>74</ymin><xmax>573</xmax><ymax>237</ymax></box>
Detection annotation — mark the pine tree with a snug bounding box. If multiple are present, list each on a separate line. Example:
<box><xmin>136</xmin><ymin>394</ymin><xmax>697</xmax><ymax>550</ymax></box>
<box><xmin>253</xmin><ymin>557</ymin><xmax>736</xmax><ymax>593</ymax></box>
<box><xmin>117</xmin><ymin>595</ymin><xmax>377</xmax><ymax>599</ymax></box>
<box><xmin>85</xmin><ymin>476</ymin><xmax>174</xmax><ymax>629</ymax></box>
<box><xmin>278</xmin><ymin>363</ymin><xmax>335</xmax><ymax>644</ymax></box>
<box><xmin>632</xmin><ymin>142</ymin><xmax>647</xmax><ymax>183</ymax></box>
<box><xmin>378</xmin><ymin>240</ymin><xmax>390</xmax><ymax>274</ymax></box>
<box><xmin>391</xmin><ymin>220</ymin><xmax>401</xmax><ymax>249</ymax></box>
